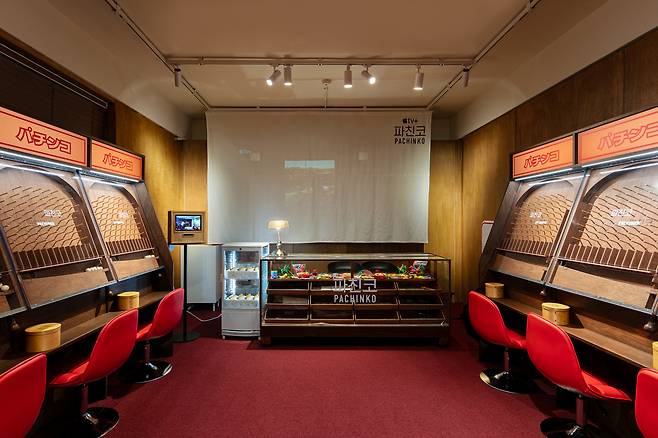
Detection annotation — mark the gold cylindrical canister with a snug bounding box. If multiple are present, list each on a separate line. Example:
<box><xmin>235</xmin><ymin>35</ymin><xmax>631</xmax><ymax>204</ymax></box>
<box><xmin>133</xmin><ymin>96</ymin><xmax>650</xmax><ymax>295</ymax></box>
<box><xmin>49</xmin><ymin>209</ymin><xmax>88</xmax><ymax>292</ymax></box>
<box><xmin>653</xmin><ymin>341</ymin><xmax>658</xmax><ymax>370</ymax></box>
<box><xmin>117</xmin><ymin>291</ymin><xmax>140</xmax><ymax>310</ymax></box>
<box><xmin>25</xmin><ymin>322</ymin><xmax>61</xmax><ymax>353</ymax></box>
<box><xmin>542</xmin><ymin>302</ymin><xmax>570</xmax><ymax>326</ymax></box>
<box><xmin>485</xmin><ymin>282</ymin><xmax>504</xmax><ymax>299</ymax></box>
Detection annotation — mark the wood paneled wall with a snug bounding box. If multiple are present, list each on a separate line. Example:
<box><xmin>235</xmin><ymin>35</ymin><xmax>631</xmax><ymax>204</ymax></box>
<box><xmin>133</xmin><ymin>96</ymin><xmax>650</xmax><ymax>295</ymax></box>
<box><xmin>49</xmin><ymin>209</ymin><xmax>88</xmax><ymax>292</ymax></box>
<box><xmin>460</xmin><ymin>113</ymin><xmax>516</xmax><ymax>298</ymax></box>
<box><xmin>425</xmin><ymin>141</ymin><xmax>463</xmax><ymax>297</ymax></box>
<box><xmin>428</xmin><ymin>27</ymin><xmax>658</xmax><ymax>302</ymax></box>
<box><xmin>114</xmin><ymin>102</ymin><xmax>184</xmax><ymax>286</ymax></box>
<box><xmin>182</xmin><ymin>139</ymin><xmax>208</xmax><ymax>211</ymax></box>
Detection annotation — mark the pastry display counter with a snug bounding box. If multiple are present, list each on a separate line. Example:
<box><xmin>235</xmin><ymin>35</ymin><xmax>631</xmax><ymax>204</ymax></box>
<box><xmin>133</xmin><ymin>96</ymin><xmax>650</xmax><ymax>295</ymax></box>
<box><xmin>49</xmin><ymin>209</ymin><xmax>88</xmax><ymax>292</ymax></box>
<box><xmin>260</xmin><ymin>253</ymin><xmax>451</xmax><ymax>344</ymax></box>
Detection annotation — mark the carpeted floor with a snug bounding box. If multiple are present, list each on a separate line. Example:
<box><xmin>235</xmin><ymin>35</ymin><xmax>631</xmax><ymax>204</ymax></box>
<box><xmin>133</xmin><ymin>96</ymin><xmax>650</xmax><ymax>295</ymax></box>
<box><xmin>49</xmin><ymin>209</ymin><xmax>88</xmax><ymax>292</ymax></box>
<box><xmin>95</xmin><ymin>309</ymin><xmax>562</xmax><ymax>438</ymax></box>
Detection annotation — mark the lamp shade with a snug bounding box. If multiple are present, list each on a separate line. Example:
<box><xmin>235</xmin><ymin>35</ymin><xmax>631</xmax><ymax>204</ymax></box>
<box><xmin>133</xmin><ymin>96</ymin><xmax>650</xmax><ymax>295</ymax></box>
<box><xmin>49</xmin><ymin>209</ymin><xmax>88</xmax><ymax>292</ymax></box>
<box><xmin>267</xmin><ymin>220</ymin><xmax>289</xmax><ymax>230</ymax></box>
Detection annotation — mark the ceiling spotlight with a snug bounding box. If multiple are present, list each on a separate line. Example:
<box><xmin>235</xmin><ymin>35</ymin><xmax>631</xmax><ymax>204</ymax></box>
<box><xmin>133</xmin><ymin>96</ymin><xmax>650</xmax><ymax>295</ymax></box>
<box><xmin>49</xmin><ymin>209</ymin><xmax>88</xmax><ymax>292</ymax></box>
<box><xmin>463</xmin><ymin>68</ymin><xmax>470</xmax><ymax>88</ymax></box>
<box><xmin>283</xmin><ymin>65</ymin><xmax>292</xmax><ymax>86</ymax></box>
<box><xmin>266</xmin><ymin>67</ymin><xmax>281</xmax><ymax>86</ymax></box>
<box><xmin>174</xmin><ymin>65</ymin><xmax>182</xmax><ymax>87</ymax></box>
<box><xmin>361</xmin><ymin>67</ymin><xmax>376</xmax><ymax>84</ymax></box>
<box><xmin>344</xmin><ymin>65</ymin><xmax>352</xmax><ymax>89</ymax></box>
<box><xmin>413</xmin><ymin>66</ymin><xmax>424</xmax><ymax>91</ymax></box>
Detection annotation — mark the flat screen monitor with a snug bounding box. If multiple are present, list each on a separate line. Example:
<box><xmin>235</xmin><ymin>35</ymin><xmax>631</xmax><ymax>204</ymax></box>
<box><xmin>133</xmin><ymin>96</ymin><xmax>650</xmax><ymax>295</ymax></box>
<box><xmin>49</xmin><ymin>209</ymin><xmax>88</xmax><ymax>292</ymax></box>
<box><xmin>175</xmin><ymin>214</ymin><xmax>202</xmax><ymax>232</ymax></box>
<box><xmin>168</xmin><ymin>211</ymin><xmax>207</xmax><ymax>244</ymax></box>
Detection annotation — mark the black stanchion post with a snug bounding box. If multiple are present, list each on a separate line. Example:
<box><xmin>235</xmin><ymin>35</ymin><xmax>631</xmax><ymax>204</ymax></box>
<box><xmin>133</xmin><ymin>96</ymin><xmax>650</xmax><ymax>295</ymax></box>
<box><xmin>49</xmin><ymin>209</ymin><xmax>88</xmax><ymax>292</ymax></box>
<box><xmin>172</xmin><ymin>244</ymin><xmax>200</xmax><ymax>343</ymax></box>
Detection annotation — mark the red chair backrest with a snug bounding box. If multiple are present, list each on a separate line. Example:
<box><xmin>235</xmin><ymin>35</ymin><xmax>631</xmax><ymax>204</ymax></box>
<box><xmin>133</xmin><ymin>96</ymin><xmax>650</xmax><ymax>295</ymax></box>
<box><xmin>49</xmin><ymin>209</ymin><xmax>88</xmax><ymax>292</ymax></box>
<box><xmin>145</xmin><ymin>288</ymin><xmax>184</xmax><ymax>340</ymax></box>
<box><xmin>0</xmin><ymin>353</ymin><xmax>46</xmax><ymax>438</ymax></box>
<box><xmin>468</xmin><ymin>291</ymin><xmax>512</xmax><ymax>347</ymax></box>
<box><xmin>636</xmin><ymin>368</ymin><xmax>658</xmax><ymax>438</ymax></box>
<box><xmin>526</xmin><ymin>313</ymin><xmax>588</xmax><ymax>394</ymax></box>
<box><xmin>83</xmin><ymin>309</ymin><xmax>138</xmax><ymax>383</ymax></box>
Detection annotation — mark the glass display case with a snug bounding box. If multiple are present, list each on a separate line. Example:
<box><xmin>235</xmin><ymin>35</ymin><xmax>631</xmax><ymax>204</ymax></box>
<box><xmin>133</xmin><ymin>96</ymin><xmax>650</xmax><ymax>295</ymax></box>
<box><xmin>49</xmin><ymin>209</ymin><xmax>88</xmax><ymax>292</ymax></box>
<box><xmin>222</xmin><ymin>242</ymin><xmax>269</xmax><ymax>337</ymax></box>
<box><xmin>549</xmin><ymin>159</ymin><xmax>658</xmax><ymax>313</ymax></box>
<box><xmin>81</xmin><ymin>176</ymin><xmax>163</xmax><ymax>280</ymax></box>
<box><xmin>490</xmin><ymin>172</ymin><xmax>584</xmax><ymax>283</ymax></box>
<box><xmin>0</xmin><ymin>160</ymin><xmax>114</xmax><ymax>307</ymax></box>
<box><xmin>0</xmin><ymin>234</ymin><xmax>25</xmax><ymax>318</ymax></box>
<box><xmin>260</xmin><ymin>253</ymin><xmax>451</xmax><ymax>344</ymax></box>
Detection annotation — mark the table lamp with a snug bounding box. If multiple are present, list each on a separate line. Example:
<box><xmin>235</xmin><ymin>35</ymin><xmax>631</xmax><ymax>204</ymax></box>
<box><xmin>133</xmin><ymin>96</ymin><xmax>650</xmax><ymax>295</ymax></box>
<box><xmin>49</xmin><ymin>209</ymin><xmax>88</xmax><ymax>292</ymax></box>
<box><xmin>267</xmin><ymin>220</ymin><xmax>289</xmax><ymax>257</ymax></box>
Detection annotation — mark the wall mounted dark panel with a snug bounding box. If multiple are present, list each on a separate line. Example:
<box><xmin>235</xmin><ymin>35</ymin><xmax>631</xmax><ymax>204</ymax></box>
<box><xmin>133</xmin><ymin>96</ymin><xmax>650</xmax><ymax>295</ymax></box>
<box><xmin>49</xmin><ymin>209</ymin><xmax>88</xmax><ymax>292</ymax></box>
<box><xmin>0</xmin><ymin>54</ymin><xmax>53</xmax><ymax>122</ymax></box>
<box><xmin>515</xmin><ymin>77</ymin><xmax>578</xmax><ymax>151</ymax></box>
<box><xmin>574</xmin><ymin>50</ymin><xmax>624</xmax><ymax>129</ymax></box>
<box><xmin>0</xmin><ymin>38</ymin><xmax>111</xmax><ymax>140</ymax></box>
<box><xmin>623</xmin><ymin>28</ymin><xmax>658</xmax><ymax>113</ymax></box>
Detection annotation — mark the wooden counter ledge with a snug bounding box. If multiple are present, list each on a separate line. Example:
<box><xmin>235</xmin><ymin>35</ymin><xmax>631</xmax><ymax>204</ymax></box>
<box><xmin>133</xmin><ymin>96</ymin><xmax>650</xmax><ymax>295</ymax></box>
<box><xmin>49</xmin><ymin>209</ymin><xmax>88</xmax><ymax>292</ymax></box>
<box><xmin>0</xmin><ymin>290</ymin><xmax>169</xmax><ymax>374</ymax></box>
<box><xmin>493</xmin><ymin>297</ymin><xmax>653</xmax><ymax>369</ymax></box>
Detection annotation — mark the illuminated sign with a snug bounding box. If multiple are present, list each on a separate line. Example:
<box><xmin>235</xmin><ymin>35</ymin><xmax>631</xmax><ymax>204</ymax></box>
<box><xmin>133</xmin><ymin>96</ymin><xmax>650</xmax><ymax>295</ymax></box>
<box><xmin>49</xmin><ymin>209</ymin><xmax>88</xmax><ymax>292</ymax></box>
<box><xmin>90</xmin><ymin>140</ymin><xmax>143</xmax><ymax>180</ymax></box>
<box><xmin>0</xmin><ymin>106</ymin><xmax>87</xmax><ymax>166</ymax></box>
<box><xmin>578</xmin><ymin>106</ymin><xmax>658</xmax><ymax>165</ymax></box>
<box><xmin>512</xmin><ymin>136</ymin><xmax>574</xmax><ymax>179</ymax></box>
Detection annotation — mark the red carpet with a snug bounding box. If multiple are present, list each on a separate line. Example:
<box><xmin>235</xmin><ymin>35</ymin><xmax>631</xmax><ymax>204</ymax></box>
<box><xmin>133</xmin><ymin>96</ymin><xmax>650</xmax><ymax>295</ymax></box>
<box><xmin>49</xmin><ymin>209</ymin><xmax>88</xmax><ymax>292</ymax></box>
<box><xmin>95</xmin><ymin>310</ymin><xmax>556</xmax><ymax>438</ymax></box>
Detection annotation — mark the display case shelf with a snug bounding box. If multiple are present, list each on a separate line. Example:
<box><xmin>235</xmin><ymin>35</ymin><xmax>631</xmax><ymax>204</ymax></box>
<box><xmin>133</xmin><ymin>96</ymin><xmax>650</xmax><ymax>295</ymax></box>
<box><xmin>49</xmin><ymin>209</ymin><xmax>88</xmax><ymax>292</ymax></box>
<box><xmin>264</xmin><ymin>308</ymin><xmax>309</xmax><ymax>322</ymax></box>
<box><xmin>311</xmin><ymin>309</ymin><xmax>354</xmax><ymax>324</ymax></box>
<box><xmin>355</xmin><ymin>309</ymin><xmax>400</xmax><ymax>324</ymax></box>
<box><xmin>399</xmin><ymin>309</ymin><xmax>446</xmax><ymax>323</ymax></box>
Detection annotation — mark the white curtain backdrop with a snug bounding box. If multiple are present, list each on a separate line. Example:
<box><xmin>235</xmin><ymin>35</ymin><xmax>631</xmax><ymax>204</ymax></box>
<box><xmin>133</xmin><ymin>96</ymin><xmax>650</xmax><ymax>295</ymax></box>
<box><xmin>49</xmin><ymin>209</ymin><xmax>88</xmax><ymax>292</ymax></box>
<box><xmin>206</xmin><ymin>111</ymin><xmax>431</xmax><ymax>243</ymax></box>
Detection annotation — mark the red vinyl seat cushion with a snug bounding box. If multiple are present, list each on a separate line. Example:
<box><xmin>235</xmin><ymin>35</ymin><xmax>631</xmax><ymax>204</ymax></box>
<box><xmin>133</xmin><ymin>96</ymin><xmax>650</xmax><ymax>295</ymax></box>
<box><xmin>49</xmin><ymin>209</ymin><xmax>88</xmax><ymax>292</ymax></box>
<box><xmin>636</xmin><ymin>368</ymin><xmax>658</xmax><ymax>438</ymax></box>
<box><xmin>582</xmin><ymin>370</ymin><xmax>630</xmax><ymax>401</ymax></box>
<box><xmin>49</xmin><ymin>360</ymin><xmax>89</xmax><ymax>387</ymax></box>
<box><xmin>138</xmin><ymin>288</ymin><xmax>184</xmax><ymax>342</ymax></box>
<box><xmin>137</xmin><ymin>323</ymin><xmax>153</xmax><ymax>342</ymax></box>
<box><xmin>49</xmin><ymin>309</ymin><xmax>138</xmax><ymax>388</ymax></box>
<box><xmin>526</xmin><ymin>313</ymin><xmax>630</xmax><ymax>402</ymax></box>
<box><xmin>468</xmin><ymin>291</ymin><xmax>526</xmax><ymax>350</ymax></box>
<box><xmin>0</xmin><ymin>353</ymin><xmax>47</xmax><ymax>438</ymax></box>
<box><xmin>505</xmin><ymin>328</ymin><xmax>527</xmax><ymax>350</ymax></box>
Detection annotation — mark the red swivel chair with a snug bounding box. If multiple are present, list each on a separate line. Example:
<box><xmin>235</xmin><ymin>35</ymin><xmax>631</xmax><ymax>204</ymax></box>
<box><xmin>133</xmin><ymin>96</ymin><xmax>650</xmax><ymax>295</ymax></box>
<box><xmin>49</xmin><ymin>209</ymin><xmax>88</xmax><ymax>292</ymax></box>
<box><xmin>467</xmin><ymin>291</ymin><xmax>536</xmax><ymax>393</ymax></box>
<box><xmin>526</xmin><ymin>313</ymin><xmax>631</xmax><ymax>437</ymax></box>
<box><xmin>636</xmin><ymin>368</ymin><xmax>658</xmax><ymax>438</ymax></box>
<box><xmin>0</xmin><ymin>353</ymin><xmax>47</xmax><ymax>438</ymax></box>
<box><xmin>131</xmin><ymin>288</ymin><xmax>184</xmax><ymax>383</ymax></box>
<box><xmin>50</xmin><ymin>309</ymin><xmax>138</xmax><ymax>437</ymax></box>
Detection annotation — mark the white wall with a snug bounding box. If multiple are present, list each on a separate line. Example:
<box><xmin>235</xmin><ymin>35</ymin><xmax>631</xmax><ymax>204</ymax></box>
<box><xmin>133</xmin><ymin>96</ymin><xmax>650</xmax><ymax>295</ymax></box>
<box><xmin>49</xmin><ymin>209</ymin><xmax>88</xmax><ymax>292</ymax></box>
<box><xmin>206</xmin><ymin>110</ymin><xmax>432</xmax><ymax>243</ymax></box>
<box><xmin>452</xmin><ymin>0</ymin><xmax>658</xmax><ymax>139</ymax></box>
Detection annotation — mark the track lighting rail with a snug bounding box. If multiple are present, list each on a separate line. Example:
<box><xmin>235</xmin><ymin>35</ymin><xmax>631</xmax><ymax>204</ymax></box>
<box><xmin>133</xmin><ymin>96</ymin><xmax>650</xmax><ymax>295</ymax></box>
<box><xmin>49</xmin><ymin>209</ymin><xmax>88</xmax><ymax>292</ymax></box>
<box><xmin>166</xmin><ymin>56</ymin><xmax>473</xmax><ymax>67</ymax></box>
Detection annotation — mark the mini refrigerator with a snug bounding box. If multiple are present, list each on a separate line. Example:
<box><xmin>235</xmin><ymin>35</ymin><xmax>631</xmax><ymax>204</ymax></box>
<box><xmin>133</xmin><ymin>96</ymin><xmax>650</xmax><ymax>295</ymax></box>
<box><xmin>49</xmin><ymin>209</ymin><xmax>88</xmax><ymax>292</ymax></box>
<box><xmin>180</xmin><ymin>244</ymin><xmax>222</xmax><ymax>308</ymax></box>
<box><xmin>222</xmin><ymin>242</ymin><xmax>269</xmax><ymax>337</ymax></box>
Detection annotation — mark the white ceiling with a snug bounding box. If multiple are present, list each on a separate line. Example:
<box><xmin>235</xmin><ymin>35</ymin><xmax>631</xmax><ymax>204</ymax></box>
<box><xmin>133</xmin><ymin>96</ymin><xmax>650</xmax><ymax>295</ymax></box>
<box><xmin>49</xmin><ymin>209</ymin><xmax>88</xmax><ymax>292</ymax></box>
<box><xmin>113</xmin><ymin>0</ymin><xmax>608</xmax><ymax>110</ymax></box>
<box><xmin>1</xmin><ymin>0</ymin><xmax>655</xmax><ymax>138</ymax></box>
<box><xmin>115</xmin><ymin>0</ymin><xmax>534</xmax><ymax>109</ymax></box>
<box><xmin>120</xmin><ymin>0</ymin><xmax>527</xmax><ymax>57</ymax></box>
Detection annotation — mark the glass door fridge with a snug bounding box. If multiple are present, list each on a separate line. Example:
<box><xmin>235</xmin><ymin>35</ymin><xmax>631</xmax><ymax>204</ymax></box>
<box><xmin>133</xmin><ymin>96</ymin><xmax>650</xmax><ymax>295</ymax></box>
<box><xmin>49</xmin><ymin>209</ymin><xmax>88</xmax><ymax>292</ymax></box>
<box><xmin>222</xmin><ymin>242</ymin><xmax>269</xmax><ymax>337</ymax></box>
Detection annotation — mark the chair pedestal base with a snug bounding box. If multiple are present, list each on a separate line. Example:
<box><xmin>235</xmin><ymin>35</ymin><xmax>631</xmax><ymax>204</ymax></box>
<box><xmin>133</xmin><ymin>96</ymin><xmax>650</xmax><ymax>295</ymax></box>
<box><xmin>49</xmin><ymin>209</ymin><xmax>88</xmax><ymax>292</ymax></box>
<box><xmin>132</xmin><ymin>360</ymin><xmax>173</xmax><ymax>384</ymax></box>
<box><xmin>75</xmin><ymin>407</ymin><xmax>119</xmax><ymax>438</ymax></box>
<box><xmin>479</xmin><ymin>368</ymin><xmax>537</xmax><ymax>394</ymax></box>
<box><xmin>540</xmin><ymin>417</ymin><xmax>601</xmax><ymax>438</ymax></box>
